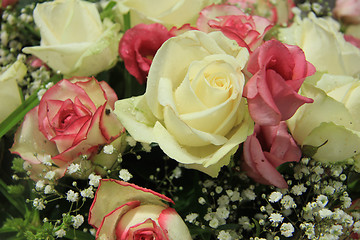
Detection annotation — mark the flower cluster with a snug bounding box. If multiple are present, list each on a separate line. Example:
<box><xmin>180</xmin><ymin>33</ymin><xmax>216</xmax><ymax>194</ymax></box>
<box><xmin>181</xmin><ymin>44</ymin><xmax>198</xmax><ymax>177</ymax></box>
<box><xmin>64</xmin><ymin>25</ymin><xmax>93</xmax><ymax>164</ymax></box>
<box><xmin>0</xmin><ymin>0</ymin><xmax>360</xmax><ymax>240</ymax></box>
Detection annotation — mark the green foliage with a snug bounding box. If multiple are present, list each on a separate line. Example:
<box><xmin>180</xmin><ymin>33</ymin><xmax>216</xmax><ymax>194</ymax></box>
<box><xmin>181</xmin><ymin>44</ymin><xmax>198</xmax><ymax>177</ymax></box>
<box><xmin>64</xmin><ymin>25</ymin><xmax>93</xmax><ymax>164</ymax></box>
<box><xmin>11</xmin><ymin>158</ymin><xmax>25</xmax><ymax>173</ymax></box>
<box><xmin>100</xmin><ymin>1</ymin><xmax>117</xmax><ymax>22</ymax></box>
<box><xmin>7</xmin><ymin>184</ymin><xmax>25</xmax><ymax>195</ymax></box>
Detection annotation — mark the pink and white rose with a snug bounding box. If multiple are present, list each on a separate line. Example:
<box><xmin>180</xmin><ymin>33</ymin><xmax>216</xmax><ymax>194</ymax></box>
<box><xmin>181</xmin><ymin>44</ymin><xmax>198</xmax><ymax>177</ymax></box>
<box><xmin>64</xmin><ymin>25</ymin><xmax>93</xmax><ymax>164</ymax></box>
<box><xmin>242</xmin><ymin>121</ymin><xmax>301</xmax><ymax>188</ymax></box>
<box><xmin>88</xmin><ymin>179</ymin><xmax>192</xmax><ymax>240</ymax></box>
<box><xmin>11</xmin><ymin>77</ymin><xmax>124</xmax><ymax>179</ymax></box>
<box><xmin>197</xmin><ymin>4</ymin><xmax>272</xmax><ymax>52</ymax></box>
<box><xmin>243</xmin><ymin>39</ymin><xmax>315</xmax><ymax>126</ymax></box>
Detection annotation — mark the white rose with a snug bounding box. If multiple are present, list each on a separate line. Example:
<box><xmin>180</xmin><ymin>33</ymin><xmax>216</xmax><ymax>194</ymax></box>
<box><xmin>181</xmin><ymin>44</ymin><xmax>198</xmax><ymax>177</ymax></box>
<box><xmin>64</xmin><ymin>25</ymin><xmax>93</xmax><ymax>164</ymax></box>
<box><xmin>22</xmin><ymin>0</ymin><xmax>120</xmax><ymax>77</ymax></box>
<box><xmin>0</xmin><ymin>60</ymin><xmax>26</xmax><ymax>123</ymax></box>
<box><xmin>278</xmin><ymin>13</ymin><xmax>360</xmax><ymax>77</ymax></box>
<box><xmin>115</xmin><ymin>0</ymin><xmax>214</xmax><ymax>28</ymax></box>
<box><xmin>115</xmin><ymin>31</ymin><xmax>253</xmax><ymax>177</ymax></box>
<box><xmin>287</xmin><ymin>73</ymin><xmax>360</xmax><ymax>165</ymax></box>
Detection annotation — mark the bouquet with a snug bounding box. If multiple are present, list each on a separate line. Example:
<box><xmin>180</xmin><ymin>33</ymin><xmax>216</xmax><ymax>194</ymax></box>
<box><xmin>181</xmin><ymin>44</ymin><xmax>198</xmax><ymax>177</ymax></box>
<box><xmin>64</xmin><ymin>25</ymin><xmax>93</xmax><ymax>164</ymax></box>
<box><xmin>1</xmin><ymin>0</ymin><xmax>360</xmax><ymax>239</ymax></box>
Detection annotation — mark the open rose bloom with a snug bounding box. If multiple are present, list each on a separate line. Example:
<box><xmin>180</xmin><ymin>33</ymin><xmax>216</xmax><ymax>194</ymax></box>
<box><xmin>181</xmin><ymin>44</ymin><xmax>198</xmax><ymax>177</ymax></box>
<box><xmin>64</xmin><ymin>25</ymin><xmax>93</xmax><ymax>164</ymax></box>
<box><xmin>89</xmin><ymin>179</ymin><xmax>192</xmax><ymax>240</ymax></box>
<box><xmin>11</xmin><ymin>77</ymin><xmax>124</xmax><ymax>179</ymax></box>
<box><xmin>115</xmin><ymin>30</ymin><xmax>254</xmax><ymax>177</ymax></box>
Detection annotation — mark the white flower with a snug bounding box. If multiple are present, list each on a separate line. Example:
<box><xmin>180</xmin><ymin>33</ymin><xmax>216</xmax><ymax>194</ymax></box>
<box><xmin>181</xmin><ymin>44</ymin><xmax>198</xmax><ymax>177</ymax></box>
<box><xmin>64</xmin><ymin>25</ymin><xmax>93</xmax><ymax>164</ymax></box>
<box><xmin>125</xmin><ymin>135</ymin><xmax>137</xmax><ymax>147</ymax></box>
<box><xmin>318</xmin><ymin>208</ymin><xmax>333</xmax><ymax>219</ymax></box>
<box><xmin>238</xmin><ymin>216</ymin><xmax>252</xmax><ymax>231</ymax></box>
<box><xmin>215</xmin><ymin>186</ymin><xmax>223</xmax><ymax>194</ymax></box>
<box><xmin>269</xmin><ymin>192</ymin><xmax>283</xmax><ymax>203</ymax></box>
<box><xmin>67</xmin><ymin>163</ymin><xmax>80</xmax><ymax>174</ymax></box>
<box><xmin>35</xmin><ymin>180</ymin><xmax>45</xmax><ymax>191</ymax></box>
<box><xmin>80</xmin><ymin>186</ymin><xmax>94</xmax><ymax>199</ymax></box>
<box><xmin>119</xmin><ymin>169</ymin><xmax>133</xmax><ymax>182</ymax></box>
<box><xmin>72</xmin><ymin>214</ymin><xmax>84</xmax><ymax>229</ymax></box>
<box><xmin>217</xmin><ymin>195</ymin><xmax>230</xmax><ymax>206</ymax></box>
<box><xmin>44</xmin><ymin>171</ymin><xmax>55</xmax><ymax>180</ymax></box>
<box><xmin>280</xmin><ymin>195</ymin><xmax>296</xmax><ymax>209</ymax></box>
<box><xmin>316</xmin><ymin>195</ymin><xmax>328</xmax><ymax>208</ymax></box>
<box><xmin>41</xmin><ymin>154</ymin><xmax>52</xmax><ymax>166</ymax></box>
<box><xmin>280</xmin><ymin>223</ymin><xmax>294</xmax><ymax>237</ymax></box>
<box><xmin>88</xmin><ymin>173</ymin><xmax>101</xmax><ymax>187</ymax></box>
<box><xmin>209</xmin><ymin>218</ymin><xmax>219</xmax><ymax>228</ymax></box>
<box><xmin>291</xmin><ymin>184</ymin><xmax>307</xmax><ymax>196</ymax></box>
<box><xmin>44</xmin><ymin>185</ymin><xmax>53</xmax><ymax>194</ymax></box>
<box><xmin>103</xmin><ymin>145</ymin><xmax>115</xmax><ymax>154</ymax></box>
<box><xmin>269</xmin><ymin>213</ymin><xmax>284</xmax><ymax>223</ymax></box>
<box><xmin>33</xmin><ymin>198</ymin><xmax>45</xmax><ymax>210</ymax></box>
<box><xmin>66</xmin><ymin>190</ymin><xmax>79</xmax><ymax>203</ymax></box>
<box><xmin>198</xmin><ymin>197</ymin><xmax>206</xmax><ymax>205</ymax></box>
<box><xmin>341</xmin><ymin>196</ymin><xmax>352</xmax><ymax>208</ymax></box>
<box><xmin>217</xmin><ymin>230</ymin><xmax>232</xmax><ymax>240</ymax></box>
<box><xmin>55</xmin><ymin>229</ymin><xmax>66</xmax><ymax>238</ymax></box>
<box><xmin>330</xmin><ymin>225</ymin><xmax>343</xmax><ymax>236</ymax></box>
<box><xmin>322</xmin><ymin>185</ymin><xmax>335</xmax><ymax>195</ymax></box>
<box><xmin>242</xmin><ymin>189</ymin><xmax>256</xmax><ymax>201</ymax></box>
<box><xmin>230</xmin><ymin>191</ymin><xmax>240</xmax><ymax>202</ymax></box>
<box><xmin>216</xmin><ymin>207</ymin><xmax>230</xmax><ymax>219</ymax></box>
<box><xmin>171</xmin><ymin>167</ymin><xmax>182</xmax><ymax>179</ymax></box>
<box><xmin>185</xmin><ymin>213</ymin><xmax>198</xmax><ymax>223</ymax></box>
<box><xmin>353</xmin><ymin>221</ymin><xmax>360</xmax><ymax>233</ymax></box>
<box><xmin>313</xmin><ymin>166</ymin><xmax>324</xmax><ymax>175</ymax></box>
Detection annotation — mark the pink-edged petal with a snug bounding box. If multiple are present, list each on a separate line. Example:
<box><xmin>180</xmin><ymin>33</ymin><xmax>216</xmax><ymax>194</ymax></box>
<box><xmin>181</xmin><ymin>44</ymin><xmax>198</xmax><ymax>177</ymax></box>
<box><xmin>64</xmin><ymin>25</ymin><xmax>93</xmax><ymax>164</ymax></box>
<box><xmin>196</xmin><ymin>4</ymin><xmax>244</xmax><ymax>32</ymax></box>
<box><xmin>118</xmin><ymin>216</ymin><xmax>165</xmax><ymax>240</ymax></box>
<box><xmin>73</xmin><ymin>77</ymin><xmax>108</xmax><ymax>108</ymax></box>
<box><xmin>98</xmin><ymin>81</ymin><xmax>118</xmax><ymax>109</ymax></box>
<box><xmin>169</xmin><ymin>24</ymin><xmax>197</xmax><ymax>36</ymax></box>
<box><xmin>95</xmin><ymin>201</ymin><xmax>141</xmax><ymax>240</ymax></box>
<box><xmin>10</xmin><ymin>107</ymin><xmax>59</xmax><ymax>164</ymax></box>
<box><xmin>99</xmin><ymin>103</ymin><xmax>124</xmax><ymax>142</ymax></box>
<box><xmin>158</xmin><ymin>208</ymin><xmax>192</xmax><ymax>240</ymax></box>
<box><xmin>88</xmin><ymin>179</ymin><xmax>173</xmax><ymax>228</ymax></box>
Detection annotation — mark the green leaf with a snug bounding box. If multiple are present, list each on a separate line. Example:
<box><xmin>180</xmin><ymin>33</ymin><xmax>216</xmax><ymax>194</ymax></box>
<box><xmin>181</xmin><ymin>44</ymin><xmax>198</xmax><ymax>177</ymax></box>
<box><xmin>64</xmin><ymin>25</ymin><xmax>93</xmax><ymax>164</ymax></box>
<box><xmin>11</xmin><ymin>158</ymin><xmax>25</xmax><ymax>173</ymax></box>
<box><xmin>0</xmin><ymin>179</ymin><xmax>26</xmax><ymax>215</ymax></box>
<box><xmin>123</xmin><ymin>12</ymin><xmax>131</xmax><ymax>31</ymax></box>
<box><xmin>7</xmin><ymin>185</ymin><xmax>25</xmax><ymax>195</ymax></box>
<box><xmin>100</xmin><ymin>1</ymin><xmax>117</xmax><ymax>21</ymax></box>
<box><xmin>302</xmin><ymin>140</ymin><xmax>328</xmax><ymax>158</ymax></box>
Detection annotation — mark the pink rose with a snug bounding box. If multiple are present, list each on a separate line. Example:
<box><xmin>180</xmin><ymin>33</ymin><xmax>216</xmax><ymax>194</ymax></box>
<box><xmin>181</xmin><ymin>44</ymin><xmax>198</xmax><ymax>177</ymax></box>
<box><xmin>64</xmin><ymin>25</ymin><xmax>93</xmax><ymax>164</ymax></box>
<box><xmin>197</xmin><ymin>4</ymin><xmax>272</xmax><ymax>52</ymax></box>
<box><xmin>89</xmin><ymin>179</ymin><xmax>192</xmax><ymax>240</ymax></box>
<box><xmin>333</xmin><ymin>0</ymin><xmax>360</xmax><ymax>24</ymax></box>
<box><xmin>11</xmin><ymin>77</ymin><xmax>123</xmax><ymax>179</ymax></box>
<box><xmin>243</xmin><ymin>40</ymin><xmax>315</xmax><ymax>126</ymax></box>
<box><xmin>1</xmin><ymin>0</ymin><xmax>18</xmax><ymax>8</ymax></box>
<box><xmin>242</xmin><ymin>121</ymin><xmax>301</xmax><ymax>188</ymax></box>
<box><xmin>119</xmin><ymin>23</ymin><xmax>173</xmax><ymax>84</ymax></box>
<box><xmin>226</xmin><ymin>0</ymin><xmax>295</xmax><ymax>25</ymax></box>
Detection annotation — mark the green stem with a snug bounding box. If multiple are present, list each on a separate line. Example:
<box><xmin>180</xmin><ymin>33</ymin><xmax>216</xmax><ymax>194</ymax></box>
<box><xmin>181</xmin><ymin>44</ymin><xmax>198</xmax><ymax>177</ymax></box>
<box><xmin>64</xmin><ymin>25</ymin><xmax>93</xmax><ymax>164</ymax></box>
<box><xmin>0</xmin><ymin>179</ymin><xmax>26</xmax><ymax>216</ymax></box>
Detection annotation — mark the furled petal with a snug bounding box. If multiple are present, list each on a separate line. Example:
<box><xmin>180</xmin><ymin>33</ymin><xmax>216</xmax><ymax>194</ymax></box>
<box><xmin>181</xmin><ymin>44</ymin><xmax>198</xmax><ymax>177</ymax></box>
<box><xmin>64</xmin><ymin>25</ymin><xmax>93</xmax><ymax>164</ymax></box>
<box><xmin>89</xmin><ymin>179</ymin><xmax>173</xmax><ymax>228</ymax></box>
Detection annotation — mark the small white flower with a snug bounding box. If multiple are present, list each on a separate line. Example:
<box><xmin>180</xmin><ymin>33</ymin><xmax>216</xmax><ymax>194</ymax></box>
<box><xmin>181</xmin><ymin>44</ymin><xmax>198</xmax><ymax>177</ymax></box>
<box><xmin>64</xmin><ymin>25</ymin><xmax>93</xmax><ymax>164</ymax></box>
<box><xmin>141</xmin><ymin>142</ymin><xmax>152</xmax><ymax>152</ymax></box>
<box><xmin>37</xmin><ymin>89</ymin><xmax>47</xmax><ymax>100</ymax></box>
<box><xmin>318</xmin><ymin>208</ymin><xmax>333</xmax><ymax>219</ymax></box>
<box><xmin>198</xmin><ymin>197</ymin><xmax>206</xmax><ymax>205</ymax></box>
<box><xmin>33</xmin><ymin>198</ymin><xmax>45</xmax><ymax>210</ymax></box>
<box><xmin>103</xmin><ymin>145</ymin><xmax>115</xmax><ymax>154</ymax></box>
<box><xmin>216</xmin><ymin>207</ymin><xmax>230</xmax><ymax>219</ymax></box>
<box><xmin>313</xmin><ymin>165</ymin><xmax>324</xmax><ymax>175</ymax></box>
<box><xmin>90</xmin><ymin>228</ymin><xmax>96</xmax><ymax>236</ymax></box>
<box><xmin>280</xmin><ymin>195</ymin><xmax>296</xmax><ymax>209</ymax></box>
<box><xmin>209</xmin><ymin>218</ymin><xmax>219</xmax><ymax>228</ymax></box>
<box><xmin>291</xmin><ymin>184</ymin><xmax>307</xmax><ymax>196</ymax></box>
<box><xmin>44</xmin><ymin>185</ymin><xmax>53</xmax><ymax>194</ymax></box>
<box><xmin>66</xmin><ymin>190</ymin><xmax>79</xmax><ymax>202</ymax></box>
<box><xmin>215</xmin><ymin>186</ymin><xmax>223</xmax><ymax>194</ymax></box>
<box><xmin>35</xmin><ymin>180</ymin><xmax>45</xmax><ymax>191</ymax></box>
<box><xmin>330</xmin><ymin>225</ymin><xmax>343</xmax><ymax>236</ymax></box>
<box><xmin>217</xmin><ymin>230</ymin><xmax>232</xmax><ymax>240</ymax></box>
<box><xmin>322</xmin><ymin>185</ymin><xmax>335</xmax><ymax>195</ymax></box>
<box><xmin>269</xmin><ymin>191</ymin><xmax>283</xmax><ymax>203</ymax></box>
<box><xmin>316</xmin><ymin>195</ymin><xmax>328</xmax><ymax>208</ymax></box>
<box><xmin>230</xmin><ymin>191</ymin><xmax>240</xmax><ymax>202</ymax></box>
<box><xmin>67</xmin><ymin>163</ymin><xmax>80</xmax><ymax>174</ymax></box>
<box><xmin>238</xmin><ymin>216</ymin><xmax>252</xmax><ymax>231</ymax></box>
<box><xmin>119</xmin><ymin>169</ymin><xmax>133</xmax><ymax>182</ymax></box>
<box><xmin>89</xmin><ymin>173</ymin><xmax>101</xmax><ymax>187</ymax></box>
<box><xmin>72</xmin><ymin>214</ymin><xmax>84</xmax><ymax>229</ymax></box>
<box><xmin>125</xmin><ymin>135</ymin><xmax>137</xmax><ymax>147</ymax></box>
<box><xmin>269</xmin><ymin>213</ymin><xmax>284</xmax><ymax>223</ymax></box>
<box><xmin>171</xmin><ymin>167</ymin><xmax>182</xmax><ymax>179</ymax></box>
<box><xmin>217</xmin><ymin>195</ymin><xmax>230</xmax><ymax>206</ymax></box>
<box><xmin>242</xmin><ymin>189</ymin><xmax>256</xmax><ymax>201</ymax></box>
<box><xmin>44</xmin><ymin>171</ymin><xmax>56</xmax><ymax>180</ymax></box>
<box><xmin>42</xmin><ymin>154</ymin><xmax>53</xmax><ymax>166</ymax></box>
<box><xmin>80</xmin><ymin>186</ymin><xmax>94</xmax><ymax>199</ymax></box>
<box><xmin>353</xmin><ymin>221</ymin><xmax>360</xmax><ymax>233</ymax></box>
<box><xmin>55</xmin><ymin>229</ymin><xmax>66</xmax><ymax>238</ymax></box>
<box><xmin>341</xmin><ymin>196</ymin><xmax>352</xmax><ymax>208</ymax></box>
<box><xmin>185</xmin><ymin>213</ymin><xmax>198</xmax><ymax>223</ymax></box>
<box><xmin>280</xmin><ymin>223</ymin><xmax>294</xmax><ymax>237</ymax></box>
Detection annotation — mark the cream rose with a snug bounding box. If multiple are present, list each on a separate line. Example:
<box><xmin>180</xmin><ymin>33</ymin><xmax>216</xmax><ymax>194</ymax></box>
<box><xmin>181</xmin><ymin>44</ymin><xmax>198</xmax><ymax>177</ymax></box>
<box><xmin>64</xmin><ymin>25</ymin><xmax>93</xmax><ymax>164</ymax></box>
<box><xmin>115</xmin><ymin>30</ymin><xmax>253</xmax><ymax>177</ymax></box>
<box><xmin>0</xmin><ymin>60</ymin><xmax>26</xmax><ymax>123</ymax></box>
<box><xmin>22</xmin><ymin>0</ymin><xmax>120</xmax><ymax>77</ymax></box>
<box><xmin>115</xmin><ymin>0</ymin><xmax>214</xmax><ymax>28</ymax></box>
<box><xmin>278</xmin><ymin>12</ymin><xmax>360</xmax><ymax>77</ymax></box>
<box><xmin>287</xmin><ymin>73</ymin><xmax>360</xmax><ymax>165</ymax></box>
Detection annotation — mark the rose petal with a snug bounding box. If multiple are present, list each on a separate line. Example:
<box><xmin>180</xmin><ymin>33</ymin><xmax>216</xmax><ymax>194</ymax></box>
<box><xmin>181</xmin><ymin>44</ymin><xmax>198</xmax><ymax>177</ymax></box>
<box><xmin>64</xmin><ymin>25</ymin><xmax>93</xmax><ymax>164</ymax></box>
<box><xmin>158</xmin><ymin>208</ymin><xmax>192</xmax><ymax>240</ymax></box>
